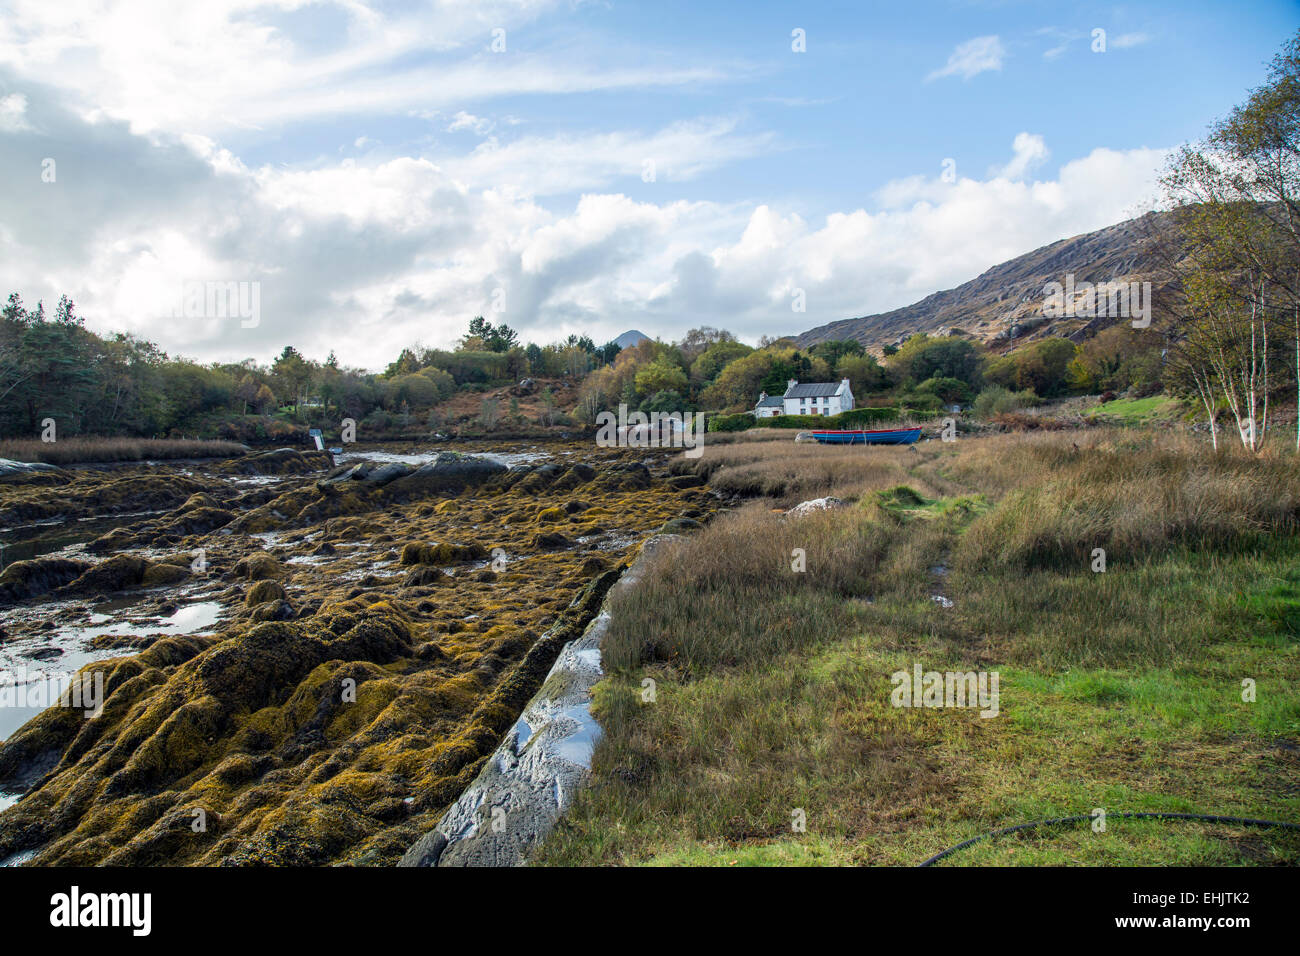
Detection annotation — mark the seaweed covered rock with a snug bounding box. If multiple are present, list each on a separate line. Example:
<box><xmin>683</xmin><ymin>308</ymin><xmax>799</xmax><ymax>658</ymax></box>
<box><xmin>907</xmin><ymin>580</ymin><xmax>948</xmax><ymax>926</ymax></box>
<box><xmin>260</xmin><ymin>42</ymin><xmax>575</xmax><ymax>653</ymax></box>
<box><xmin>399</xmin><ymin>542</ymin><xmax>488</xmax><ymax>566</ymax></box>
<box><xmin>320</xmin><ymin>460</ymin><xmax>410</xmax><ymax>488</ymax></box>
<box><xmin>0</xmin><ymin>438</ymin><xmax>714</xmax><ymax>866</ymax></box>
<box><xmin>532</xmin><ymin>531</ymin><xmax>572</xmax><ymax>550</ymax></box>
<box><xmin>0</xmin><ymin>458</ymin><xmax>63</xmax><ymax>483</ymax></box>
<box><xmin>245</xmin><ymin>579</ymin><xmax>288</xmax><ymax>606</ymax></box>
<box><xmin>140</xmin><ymin>557</ymin><xmax>192</xmax><ymax>588</ymax></box>
<box><xmin>233</xmin><ymin>553</ymin><xmax>286</xmax><ymax>581</ymax></box>
<box><xmin>384</xmin><ymin>453</ymin><xmax>507</xmax><ymax>498</ymax></box>
<box><xmin>218</xmin><ymin>447</ymin><xmax>332</xmax><ymax>476</ymax></box>
<box><xmin>403</xmin><ymin>566</ymin><xmax>452</xmax><ymax>587</ymax></box>
<box><xmin>0</xmin><ymin>557</ymin><xmax>91</xmax><ymax>603</ymax></box>
<box><xmin>64</xmin><ymin>555</ymin><xmax>150</xmax><ymax>593</ymax></box>
<box><xmin>599</xmin><ymin>462</ymin><xmax>653</xmax><ymax>491</ymax></box>
<box><xmin>0</xmin><ymin>472</ymin><xmax>208</xmax><ymax>528</ymax></box>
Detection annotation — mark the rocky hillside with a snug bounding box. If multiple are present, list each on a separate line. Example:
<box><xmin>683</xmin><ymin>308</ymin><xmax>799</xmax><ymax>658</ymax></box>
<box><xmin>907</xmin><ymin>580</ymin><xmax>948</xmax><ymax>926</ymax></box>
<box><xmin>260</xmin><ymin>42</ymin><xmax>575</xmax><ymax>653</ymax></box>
<box><xmin>794</xmin><ymin>209</ymin><xmax>1181</xmax><ymax>353</ymax></box>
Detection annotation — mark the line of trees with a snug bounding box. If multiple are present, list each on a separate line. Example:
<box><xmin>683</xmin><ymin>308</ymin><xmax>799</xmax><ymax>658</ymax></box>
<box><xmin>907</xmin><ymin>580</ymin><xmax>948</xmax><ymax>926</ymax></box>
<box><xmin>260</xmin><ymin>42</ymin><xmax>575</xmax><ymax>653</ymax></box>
<box><xmin>0</xmin><ymin>303</ymin><xmax>628</xmax><ymax>440</ymax></box>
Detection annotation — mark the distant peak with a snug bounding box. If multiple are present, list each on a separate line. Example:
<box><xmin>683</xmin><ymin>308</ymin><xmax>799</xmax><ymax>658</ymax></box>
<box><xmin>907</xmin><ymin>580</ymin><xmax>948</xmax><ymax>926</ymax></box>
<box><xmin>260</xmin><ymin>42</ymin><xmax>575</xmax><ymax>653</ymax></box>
<box><xmin>613</xmin><ymin>329</ymin><xmax>650</xmax><ymax>348</ymax></box>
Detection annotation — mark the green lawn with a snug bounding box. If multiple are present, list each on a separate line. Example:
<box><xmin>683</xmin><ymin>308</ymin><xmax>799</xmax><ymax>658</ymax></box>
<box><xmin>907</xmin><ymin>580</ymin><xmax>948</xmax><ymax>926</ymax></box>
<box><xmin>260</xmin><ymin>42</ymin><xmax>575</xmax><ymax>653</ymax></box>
<box><xmin>1086</xmin><ymin>394</ymin><xmax>1183</xmax><ymax>423</ymax></box>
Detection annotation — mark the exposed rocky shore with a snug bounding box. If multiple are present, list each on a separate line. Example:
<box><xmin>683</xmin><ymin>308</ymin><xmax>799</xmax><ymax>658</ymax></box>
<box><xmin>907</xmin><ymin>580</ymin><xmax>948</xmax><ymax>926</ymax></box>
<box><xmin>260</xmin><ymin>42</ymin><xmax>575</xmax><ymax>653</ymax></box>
<box><xmin>0</xmin><ymin>443</ymin><xmax>712</xmax><ymax>865</ymax></box>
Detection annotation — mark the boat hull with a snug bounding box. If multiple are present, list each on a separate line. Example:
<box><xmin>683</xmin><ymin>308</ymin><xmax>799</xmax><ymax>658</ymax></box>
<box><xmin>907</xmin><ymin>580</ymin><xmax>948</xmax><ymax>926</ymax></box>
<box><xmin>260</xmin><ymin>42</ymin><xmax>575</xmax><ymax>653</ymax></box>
<box><xmin>811</xmin><ymin>427</ymin><xmax>921</xmax><ymax>445</ymax></box>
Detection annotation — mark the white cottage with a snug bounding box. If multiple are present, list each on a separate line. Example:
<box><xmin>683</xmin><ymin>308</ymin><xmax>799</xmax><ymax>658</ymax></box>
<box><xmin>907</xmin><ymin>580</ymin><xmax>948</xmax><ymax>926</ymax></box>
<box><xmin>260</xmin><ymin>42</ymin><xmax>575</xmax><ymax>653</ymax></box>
<box><xmin>753</xmin><ymin>392</ymin><xmax>784</xmax><ymax>418</ymax></box>
<box><xmin>782</xmin><ymin>379</ymin><xmax>854</xmax><ymax>417</ymax></box>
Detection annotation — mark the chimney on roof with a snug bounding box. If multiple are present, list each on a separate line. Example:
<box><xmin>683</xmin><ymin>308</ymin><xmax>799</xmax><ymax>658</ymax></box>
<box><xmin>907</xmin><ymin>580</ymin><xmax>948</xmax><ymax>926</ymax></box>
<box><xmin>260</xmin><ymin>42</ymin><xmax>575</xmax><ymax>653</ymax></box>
<box><xmin>841</xmin><ymin>378</ymin><xmax>850</xmax><ymax>390</ymax></box>
<box><xmin>758</xmin><ymin>391</ymin><xmax>767</xmax><ymax>401</ymax></box>
<box><xmin>787</xmin><ymin>379</ymin><xmax>798</xmax><ymax>393</ymax></box>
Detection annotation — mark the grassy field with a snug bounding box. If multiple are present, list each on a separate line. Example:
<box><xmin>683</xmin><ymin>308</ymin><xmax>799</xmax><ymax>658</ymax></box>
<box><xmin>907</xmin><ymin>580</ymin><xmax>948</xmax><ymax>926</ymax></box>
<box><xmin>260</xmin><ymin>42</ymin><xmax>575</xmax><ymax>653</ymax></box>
<box><xmin>536</xmin><ymin>430</ymin><xmax>1300</xmax><ymax>866</ymax></box>
<box><xmin>0</xmin><ymin>437</ymin><xmax>248</xmax><ymax>465</ymax></box>
<box><xmin>1085</xmin><ymin>395</ymin><xmax>1183</xmax><ymax>423</ymax></box>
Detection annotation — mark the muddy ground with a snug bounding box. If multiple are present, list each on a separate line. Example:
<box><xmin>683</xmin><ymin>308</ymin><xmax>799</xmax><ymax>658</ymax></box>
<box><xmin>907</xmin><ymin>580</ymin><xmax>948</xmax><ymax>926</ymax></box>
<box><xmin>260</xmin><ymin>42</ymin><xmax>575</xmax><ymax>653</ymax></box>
<box><xmin>0</xmin><ymin>440</ymin><xmax>712</xmax><ymax>865</ymax></box>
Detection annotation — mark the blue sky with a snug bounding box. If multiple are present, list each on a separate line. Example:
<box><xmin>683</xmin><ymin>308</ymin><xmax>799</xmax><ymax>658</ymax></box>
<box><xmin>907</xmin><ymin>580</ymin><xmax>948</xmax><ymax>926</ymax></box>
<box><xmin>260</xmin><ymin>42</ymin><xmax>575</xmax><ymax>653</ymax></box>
<box><xmin>0</xmin><ymin>0</ymin><xmax>1296</xmax><ymax>369</ymax></box>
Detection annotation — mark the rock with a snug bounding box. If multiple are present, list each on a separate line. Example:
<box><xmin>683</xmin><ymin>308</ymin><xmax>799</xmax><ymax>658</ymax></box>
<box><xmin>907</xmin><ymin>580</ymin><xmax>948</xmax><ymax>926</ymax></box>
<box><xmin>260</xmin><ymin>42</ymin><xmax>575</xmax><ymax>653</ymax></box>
<box><xmin>0</xmin><ymin>458</ymin><xmax>61</xmax><ymax>481</ymax></box>
<box><xmin>234</xmin><ymin>553</ymin><xmax>286</xmax><ymax>581</ymax></box>
<box><xmin>403</xmin><ymin>566</ymin><xmax>451</xmax><ymax>587</ymax></box>
<box><xmin>141</xmin><ymin>562</ymin><xmax>190</xmax><ymax>588</ymax></box>
<box><xmin>658</xmin><ymin>517</ymin><xmax>703</xmax><ymax>534</ymax></box>
<box><xmin>65</xmin><ymin>555</ymin><xmax>150</xmax><ymax>593</ymax></box>
<box><xmin>363</xmin><ymin>462</ymin><xmax>414</xmax><ymax>488</ymax></box>
<box><xmin>399</xmin><ymin>542</ymin><xmax>488</xmax><ymax>565</ymax></box>
<box><xmin>246</xmin><ymin>580</ymin><xmax>288</xmax><ymax>606</ymax></box>
<box><xmin>384</xmin><ymin>453</ymin><xmax>507</xmax><ymax>498</ymax></box>
<box><xmin>785</xmin><ymin>497</ymin><xmax>846</xmax><ymax>517</ymax></box>
<box><xmin>400</xmin><ymin>550</ymin><xmax>654</xmax><ymax>867</ymax></box>
<box><xmin>180</xmin><ymin>493</ymin><xmax>219</xmax><ymax>512</ymax></box>
<box><xmin>249</xmin><ymin>598</ymin><xmax>295</xmax><ymax>622</ymax></box>
<box><xmin>90</xmin><ymin>633</ymin><xmax>157</xmax><ymax>651</ymax></box>
<box><xmin>0</xmin><ymin>557</ymin><xmax>92</xmax><ymax>602</ymax></box>
<box><xmin>532</xmin><ymin>531</ymin><xmax>571</xmax><ymax>550</ymax></box>
<box><xmin>218</xmin><ymin>447</ymin><xmax>332</xmax><ymax>476</ymax></box>
<box><xmin>667</xmin><ymin>474</ymin><xmax>706</xmax><ymax>490</ymax></box>
<box><xmin>161</xmin><ymin>507</ymin><xmax>234</xmax><ymax>536</ymax></box>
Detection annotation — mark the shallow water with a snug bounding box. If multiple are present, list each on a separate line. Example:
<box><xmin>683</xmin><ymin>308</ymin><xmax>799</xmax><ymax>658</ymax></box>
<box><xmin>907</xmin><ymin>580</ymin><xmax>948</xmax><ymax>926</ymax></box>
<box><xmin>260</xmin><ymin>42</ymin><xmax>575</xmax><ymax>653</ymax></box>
<box><xmin>336</xmin><ymin>447</ymin><xmax>552</xmax><ymax>468</ymax></box>
<box><xmin>0</xmin><ymin>600</ymin><xmax>223</xmax><ymax>741</ymax></box>
<box><xmin>0</xmin><ymin>510</ymin><xmax>164</xmax><ymax>564</ymax></box>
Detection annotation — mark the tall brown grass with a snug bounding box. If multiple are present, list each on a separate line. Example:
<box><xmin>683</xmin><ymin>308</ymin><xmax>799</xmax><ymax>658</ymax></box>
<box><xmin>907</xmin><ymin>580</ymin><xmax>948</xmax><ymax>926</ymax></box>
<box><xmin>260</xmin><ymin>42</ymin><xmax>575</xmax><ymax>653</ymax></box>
<box><xmin>948</xmin><ymin>433</ymin><xmax>1300</xmax><ymax>571</ymax></box>
<box><xmin>623</xmin><ymin>429</ymin><xmax>1300</xmax><ymax>672</ymax></box>
<box><xmin>603</xmin><ymin>504</ymin><xmax>915</xmax><ymax>674</ymax></box>
<box><xmin>672</xmin><ymin>441</ymin><xmax>940</xmax><ymax>505</ymax></box>
<box><xmin>0</xmin><ymin>437</ymin><xmax>247</xmax><ymax>465</ymax></box>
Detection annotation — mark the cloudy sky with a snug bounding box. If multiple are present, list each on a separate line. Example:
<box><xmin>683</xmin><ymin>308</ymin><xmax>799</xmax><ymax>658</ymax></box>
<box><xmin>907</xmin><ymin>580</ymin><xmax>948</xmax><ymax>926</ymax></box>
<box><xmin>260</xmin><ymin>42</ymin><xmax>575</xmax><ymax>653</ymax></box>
<box><xmin>0</xmin><ymin>0</ymin><xmax>1295</xmax><ymax>370</ymax></box>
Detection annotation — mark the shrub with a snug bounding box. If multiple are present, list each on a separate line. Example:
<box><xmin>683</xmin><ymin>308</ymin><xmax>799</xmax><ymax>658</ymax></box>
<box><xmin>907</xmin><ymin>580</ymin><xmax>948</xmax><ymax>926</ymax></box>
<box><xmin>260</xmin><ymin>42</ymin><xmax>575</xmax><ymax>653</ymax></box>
<box><xmin>972</xmin><ymin>386</ymin><xmax>1038</xmax><ymax>419</ymax></box>
<box><xmin>916</xmin><ymin>376</ymin><xmax>974</xmax><ymax>405</ymax></box>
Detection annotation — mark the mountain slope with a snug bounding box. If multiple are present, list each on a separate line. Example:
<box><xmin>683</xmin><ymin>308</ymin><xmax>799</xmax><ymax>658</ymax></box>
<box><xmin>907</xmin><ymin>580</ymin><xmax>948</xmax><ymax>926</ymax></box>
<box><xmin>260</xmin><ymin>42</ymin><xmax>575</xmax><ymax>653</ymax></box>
<box><xmin>614</xmin><ymin>329</ymin><xmax>650</xmax><ymax>349</ymax></box>
<box><xmin>794</xmin><ymin>210</ymin><xmax>1179</xmax><ymax>352</ymax></box>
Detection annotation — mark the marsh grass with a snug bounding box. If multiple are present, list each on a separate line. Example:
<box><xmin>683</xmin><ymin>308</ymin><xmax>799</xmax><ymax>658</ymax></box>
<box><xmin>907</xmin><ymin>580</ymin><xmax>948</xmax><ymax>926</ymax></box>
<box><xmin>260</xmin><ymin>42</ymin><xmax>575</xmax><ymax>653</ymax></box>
<box><xmin>537</xmin><ymin>429</ymin><xmax>1300</xmax><ymax>866</ymax></box>
<box><xmin>0</xmin><ymin>437</ymin><xmax>248</xmax><ymax>465</ymax></box>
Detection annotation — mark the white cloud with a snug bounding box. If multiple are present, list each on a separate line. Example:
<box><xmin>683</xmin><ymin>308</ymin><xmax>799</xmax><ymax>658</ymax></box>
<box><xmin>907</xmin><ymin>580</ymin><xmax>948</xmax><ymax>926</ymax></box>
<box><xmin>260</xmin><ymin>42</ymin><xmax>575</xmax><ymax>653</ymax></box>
<box><xmin>0</xmin><ymin>0</ymin><xmax>734</xmax><ymax>135</ymax></box>
<box><xmin>447</xmin><ymin>111</ymin><xmax>494</xmax><ymax>135</ymax></box>
<box><xmin>0</xmin><ymin>92</ymin><xmax>30</xmax><ymax>131</ymax></box>
<box><xmin>1112</xmin><ymin>33</ymin><xmax>1150</xmax><ymax>49</ymax></box>
<box><xmin>927</xmin><ymin>35</ymin><xmax>1005</xmax><ymax>82</ymax></box>
<box><xmin>0</xmin><ymin>93</ymin><xmax>1168</xmax><ymax>368</ymax></box>
<box><xmin>0</xmin><ymin>6</ymin><xmax>1172</xmax><ymax>370</ymax></box>
<box><xmin>994</xmin><ymin>132</ymin><xmax>1050</xmax><ymax>180</ymax></box>
<box><xmin>442</xmin><ymin>117</ymin><xmax>777</xmax><ymax>196</ymax></box>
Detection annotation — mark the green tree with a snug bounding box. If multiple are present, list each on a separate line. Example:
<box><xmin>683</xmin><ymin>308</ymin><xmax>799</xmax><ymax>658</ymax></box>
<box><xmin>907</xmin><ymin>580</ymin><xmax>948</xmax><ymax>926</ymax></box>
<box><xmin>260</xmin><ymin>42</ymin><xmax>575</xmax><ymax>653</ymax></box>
<box><xmin>634</xmin><ymin>356</ymin><xmax>688</xmax><ymax>396</ymax></box>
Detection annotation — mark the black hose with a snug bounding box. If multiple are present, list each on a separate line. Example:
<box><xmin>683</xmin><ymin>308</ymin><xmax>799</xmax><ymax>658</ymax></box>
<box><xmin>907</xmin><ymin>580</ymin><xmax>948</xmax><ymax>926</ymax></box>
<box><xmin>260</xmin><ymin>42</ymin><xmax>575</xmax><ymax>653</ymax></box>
<box><xmin>919</xmin><ymin>811</ymin><xmax>1300</xmax><ymax>867</ymax></box>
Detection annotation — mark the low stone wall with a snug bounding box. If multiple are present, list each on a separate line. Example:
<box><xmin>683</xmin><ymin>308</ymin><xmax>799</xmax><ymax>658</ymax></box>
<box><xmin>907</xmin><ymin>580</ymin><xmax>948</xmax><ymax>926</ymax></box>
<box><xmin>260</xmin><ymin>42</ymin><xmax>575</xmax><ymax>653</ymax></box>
<box><xmin>399</xmin><ymin>534</ymin><xmax>674</xmax><ymax>867</ymax></box>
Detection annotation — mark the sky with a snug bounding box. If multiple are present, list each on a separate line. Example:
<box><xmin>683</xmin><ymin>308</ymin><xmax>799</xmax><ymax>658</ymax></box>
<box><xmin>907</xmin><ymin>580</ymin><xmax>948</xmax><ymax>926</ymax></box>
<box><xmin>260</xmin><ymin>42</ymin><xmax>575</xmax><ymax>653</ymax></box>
<box><xmin>0</xmin><ymin>0</ymin><xmax>1296</xmax><ymax>371</ymax></box>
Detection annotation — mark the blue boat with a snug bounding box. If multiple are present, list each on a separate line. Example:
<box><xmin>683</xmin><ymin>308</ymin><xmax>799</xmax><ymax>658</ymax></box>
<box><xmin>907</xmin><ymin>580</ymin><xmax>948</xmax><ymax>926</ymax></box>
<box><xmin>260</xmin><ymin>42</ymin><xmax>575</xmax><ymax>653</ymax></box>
<box><xmin>810</xmin><ymin>427</ymin><xmax>922</xmax><ymax>445</ymax></box>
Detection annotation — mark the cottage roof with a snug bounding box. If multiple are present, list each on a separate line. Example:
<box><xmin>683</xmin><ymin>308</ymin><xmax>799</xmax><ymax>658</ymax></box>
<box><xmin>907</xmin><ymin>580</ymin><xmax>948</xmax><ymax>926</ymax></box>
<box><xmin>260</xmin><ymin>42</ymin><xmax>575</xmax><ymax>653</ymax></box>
<box><xmin>785</xmin><ymin>382</ymin><xmax>842</xmax><ymax>398</ymax></box>
<box><xmin>755</xmin><ymin>394</ymin><xmax>783</xmax><ymax>407</ymax></box>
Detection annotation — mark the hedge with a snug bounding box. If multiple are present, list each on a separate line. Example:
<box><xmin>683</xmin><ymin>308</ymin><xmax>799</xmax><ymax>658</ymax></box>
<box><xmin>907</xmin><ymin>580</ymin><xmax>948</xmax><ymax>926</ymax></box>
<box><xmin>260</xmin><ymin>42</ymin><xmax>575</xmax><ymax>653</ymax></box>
<box><xmin>708</xmin><ymin>406</ymin><xmax>900</xmax><ymax>432</ymax></box>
